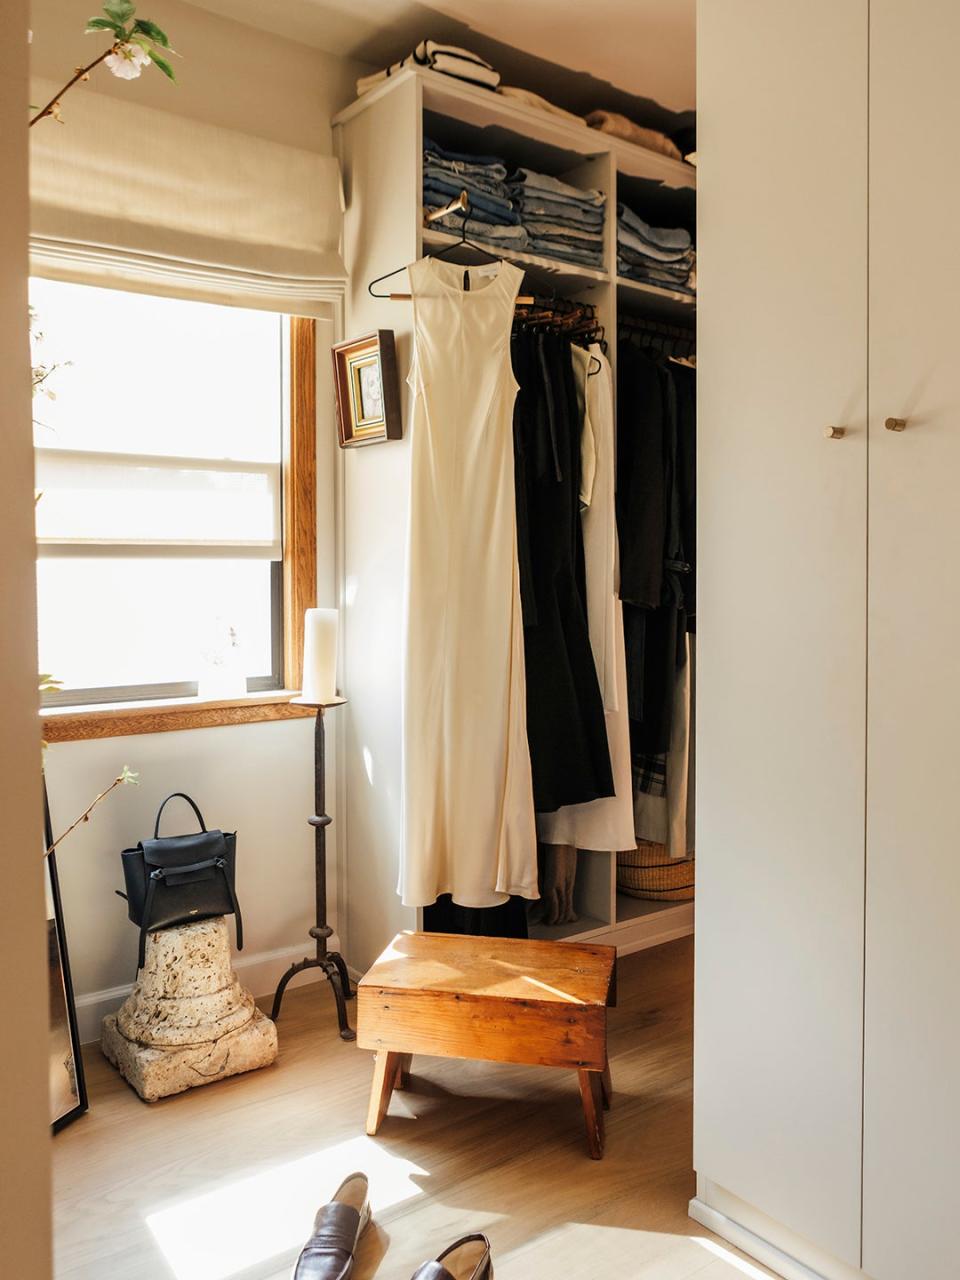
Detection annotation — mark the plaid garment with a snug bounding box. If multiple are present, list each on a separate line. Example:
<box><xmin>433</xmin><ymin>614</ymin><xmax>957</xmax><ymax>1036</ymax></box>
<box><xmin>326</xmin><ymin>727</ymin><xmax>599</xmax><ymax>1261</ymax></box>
<box><xmin>633</xmin><ymin>752</ymin><xmax>667</xmax><ymax>797</ymax></box>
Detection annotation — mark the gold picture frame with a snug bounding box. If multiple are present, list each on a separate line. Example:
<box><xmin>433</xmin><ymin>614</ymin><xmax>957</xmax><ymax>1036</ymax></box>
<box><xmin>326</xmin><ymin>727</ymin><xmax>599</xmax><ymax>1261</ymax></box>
<box><xmin>332</xmin><ymin>330</ymin><xmax>402</xmax><ymax>447</ymax></box>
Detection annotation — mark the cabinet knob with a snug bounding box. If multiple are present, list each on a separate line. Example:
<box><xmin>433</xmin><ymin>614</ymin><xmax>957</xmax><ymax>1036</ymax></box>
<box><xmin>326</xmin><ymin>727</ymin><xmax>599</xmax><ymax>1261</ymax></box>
<box><xmin>824</xmin><ymin>425</ymin><xmax>846</xmax><ymax>439</ymax></box>
<box><xmin>885</xmin><ymin>417</ymin><xmax>907</xmax><ymax>432</ymax></box>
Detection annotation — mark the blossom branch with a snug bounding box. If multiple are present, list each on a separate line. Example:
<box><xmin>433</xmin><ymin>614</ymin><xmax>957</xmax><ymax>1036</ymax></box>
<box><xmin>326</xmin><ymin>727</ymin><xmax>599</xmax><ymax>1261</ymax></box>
<box><xmin>45</xmin><ymin>766</ymin><xmax>139</xmax><ymax>857</ymax></box>
<box><xmin>29</xmin><ymin>48</ymin><xmax>113</xmax><ymax>127</ymax></box>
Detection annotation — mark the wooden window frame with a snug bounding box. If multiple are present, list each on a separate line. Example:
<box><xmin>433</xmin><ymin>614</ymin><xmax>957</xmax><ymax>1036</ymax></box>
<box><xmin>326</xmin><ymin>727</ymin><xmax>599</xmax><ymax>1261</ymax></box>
<box><xmin>41</xmin><ymin>316</ymin><xmax>319</xmax><ymax>743</ymax></box>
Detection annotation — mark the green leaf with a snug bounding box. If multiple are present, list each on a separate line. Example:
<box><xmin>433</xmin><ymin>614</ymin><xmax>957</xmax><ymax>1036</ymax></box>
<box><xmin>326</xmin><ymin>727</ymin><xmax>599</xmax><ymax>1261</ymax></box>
<box><xmin>103</xmin><ymin>0</ymin><xmax>135</xmax><ymax>25</ymax></box>
<box><xmin>133</xmin><ymin>17</ymin><xmax>169</xmax><ymax>47</ymax></box>
<box><xmin>85</xmin><ymin>16</ymin><xmax>123</xmax><ymax>34</ymax></box>
<box><xmin>148</xmin><ymin>48</ymin><xmax>176</xmax><ymax>80</ymax></box>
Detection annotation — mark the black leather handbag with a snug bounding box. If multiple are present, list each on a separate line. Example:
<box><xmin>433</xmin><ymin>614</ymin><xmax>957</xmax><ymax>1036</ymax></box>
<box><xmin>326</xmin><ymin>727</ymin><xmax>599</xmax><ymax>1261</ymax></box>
<box><xmin>119</xmin><ymin>793</ymin><xmax>243</xmax><ymax>970</ymax></box>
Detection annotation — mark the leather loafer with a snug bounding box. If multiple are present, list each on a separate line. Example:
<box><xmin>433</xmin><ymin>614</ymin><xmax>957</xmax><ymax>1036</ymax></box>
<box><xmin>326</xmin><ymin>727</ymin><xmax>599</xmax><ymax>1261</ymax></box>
<box><xmin>410</xmin><ymin>1233</ymin><xmax>493</xmax><ymax>1280</ymax></box>
<box><xmin>293</xmin><ymin>1172</ymin><xmax>371</xmax><ymax>1280</ymax></box>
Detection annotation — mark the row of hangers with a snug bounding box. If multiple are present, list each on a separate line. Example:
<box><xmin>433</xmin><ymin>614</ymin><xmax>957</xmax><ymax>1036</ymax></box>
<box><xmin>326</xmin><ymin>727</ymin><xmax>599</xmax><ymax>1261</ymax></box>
<box><xmin>619</xmin><ymin>313</ymin><xmax>696</xmax><ymax>368</ymax></box>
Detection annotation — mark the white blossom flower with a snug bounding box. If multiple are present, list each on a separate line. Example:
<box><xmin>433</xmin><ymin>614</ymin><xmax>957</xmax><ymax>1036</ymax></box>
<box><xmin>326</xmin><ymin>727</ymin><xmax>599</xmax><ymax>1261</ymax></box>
<box><xmin>105</xmin><ymin>42</ymin><xmax>152</xmax><ymax>80</ymax></box>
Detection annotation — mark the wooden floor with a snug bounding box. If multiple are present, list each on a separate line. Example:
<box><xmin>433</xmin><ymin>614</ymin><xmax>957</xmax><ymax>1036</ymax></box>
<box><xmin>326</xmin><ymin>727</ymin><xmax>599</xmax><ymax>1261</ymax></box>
<box><xmin>53</xmin><ymin>938</ymin><xmax>773</xmax><ymax>1279</ymax></box>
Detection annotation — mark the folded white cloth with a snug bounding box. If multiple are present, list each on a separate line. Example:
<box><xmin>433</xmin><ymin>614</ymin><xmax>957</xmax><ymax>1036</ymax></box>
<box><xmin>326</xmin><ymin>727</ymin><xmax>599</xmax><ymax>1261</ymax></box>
<box><xmin>357</xmin><ymin>40</ymin><xmax>500</xmax><ymax>96</ymax></box>
<box><xmin>497</xmin><ymin>85</ymin><xmax>583</xmax><ymax>125</ymax></box>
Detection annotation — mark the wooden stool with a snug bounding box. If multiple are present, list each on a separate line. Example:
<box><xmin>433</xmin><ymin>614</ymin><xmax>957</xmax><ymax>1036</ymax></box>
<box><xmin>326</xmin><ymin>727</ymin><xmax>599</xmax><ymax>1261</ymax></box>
<box><xmin>357</xmin><ymin>931</ymin><xmax>616</xmax><ymax>1158</ymax></box>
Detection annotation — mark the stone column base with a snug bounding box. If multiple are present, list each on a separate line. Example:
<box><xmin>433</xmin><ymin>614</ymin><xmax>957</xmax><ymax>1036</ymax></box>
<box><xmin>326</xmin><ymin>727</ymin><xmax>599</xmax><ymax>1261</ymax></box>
<box><xmin>101</xmin><ymin>917</ymin><xmax>278</xmax><ymax>1102</ymax></box>
<box><xmin>101</xmin><ymin>1005</ymin><xmax>278</xmax><ymax>1102</ymax></box>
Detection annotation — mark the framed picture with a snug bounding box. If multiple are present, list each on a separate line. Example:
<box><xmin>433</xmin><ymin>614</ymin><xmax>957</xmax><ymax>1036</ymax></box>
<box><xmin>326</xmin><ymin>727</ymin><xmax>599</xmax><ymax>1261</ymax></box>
<box><xmin>44</xmin><ymin>781</ymin><xmax>88</xmax><ymax>1133</ymax></box>
<box><xmin>332</xmin><ymin>330</ymin><xmax>402</xmax><ymax>447</ymax></box>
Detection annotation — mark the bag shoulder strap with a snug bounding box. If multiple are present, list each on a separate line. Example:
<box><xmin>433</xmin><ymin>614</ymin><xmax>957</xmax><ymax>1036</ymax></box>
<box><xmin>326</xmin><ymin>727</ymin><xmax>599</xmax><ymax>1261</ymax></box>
<box><xmin>154</xmin><ymin>793</ymin><xmax>207</xmax><ymax>838</ymax></box>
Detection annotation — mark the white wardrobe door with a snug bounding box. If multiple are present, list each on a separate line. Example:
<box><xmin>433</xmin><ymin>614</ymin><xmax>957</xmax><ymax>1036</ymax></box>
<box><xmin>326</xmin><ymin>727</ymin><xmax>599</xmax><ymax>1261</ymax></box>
<box><xmin>864</xmin><ymin>4</ymin><xmax>960</xmax><ymax>1276</ymax></box>
<box><xmin>695</xmin><ymin>0</ymin><xmax>867</xmax><ymax>1265</ymax></box>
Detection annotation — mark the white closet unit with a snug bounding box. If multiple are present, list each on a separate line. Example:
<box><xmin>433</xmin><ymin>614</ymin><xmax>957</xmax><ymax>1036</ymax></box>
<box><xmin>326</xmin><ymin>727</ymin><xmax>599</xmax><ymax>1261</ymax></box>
<box><xmin>695</xmin><ymin>2</ymin><xmax>957</xmax><ymax>1278</ymax></box>
<box><xmin>862</xmin><ymin>3</ymin><xmax>960</xmax><ymax>1278</ymax></box>
<box><xmin>333</xmin><ymin>68</ymin><xmax>696</xmax><ymax>971</ymax></box>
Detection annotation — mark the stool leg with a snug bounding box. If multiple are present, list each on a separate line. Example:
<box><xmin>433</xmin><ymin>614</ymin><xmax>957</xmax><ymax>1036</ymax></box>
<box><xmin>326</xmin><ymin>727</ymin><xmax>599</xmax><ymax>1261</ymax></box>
<box><xmin>394</xmin><ymin>1053</ymin><xmax>413</xmax><ymax>1090</ymax></box>
<box><xmin>366</xmin><ymin>1050</ymin><xmax>400</xmax><ymax>1136</ymax></box>
<box><xmin>600</xmin><ymin>1062</ymin><xmax>612</xmax><ymax>1111</ymax></box>
<box><xmin>578</xmin><ymin>1069</ymin><xmax>605</xmax><ymax>1159</ymax></box>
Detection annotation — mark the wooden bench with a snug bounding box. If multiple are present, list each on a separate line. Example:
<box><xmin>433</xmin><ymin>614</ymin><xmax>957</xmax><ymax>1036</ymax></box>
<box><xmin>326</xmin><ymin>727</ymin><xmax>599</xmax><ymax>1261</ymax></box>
<box><xmin>357</xmin><ymin>931</ymin><xmax>617</xmax><ymax>1158</ymax></box>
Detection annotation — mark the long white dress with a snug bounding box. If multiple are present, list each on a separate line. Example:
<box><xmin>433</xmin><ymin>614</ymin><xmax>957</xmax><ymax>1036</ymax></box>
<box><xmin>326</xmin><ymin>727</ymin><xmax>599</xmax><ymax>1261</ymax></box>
<box><xmin>400</xmin><ymin>255</ymin><xmax>538</xmax><ymax>908</ymax></box>
<box><xmin>536</xmin><ymin>345</ymin><xmax>637</xmax><ymax>853</ymax></box>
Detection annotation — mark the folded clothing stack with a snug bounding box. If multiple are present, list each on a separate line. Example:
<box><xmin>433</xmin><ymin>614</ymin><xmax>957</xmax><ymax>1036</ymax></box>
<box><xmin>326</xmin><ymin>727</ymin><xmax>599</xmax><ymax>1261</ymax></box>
<box><xmin>508</xmin><ymin>169</ymin><xmax>606</xmax><ymax>268</ymax></box>
<box><xmin>617</xmin><ymin>203</ymin><xmax>696</xmax><ymax>295</ymax></box>
<box><xmin>357</xmin><ymin>41</ymin><xmax>500</xmax><ymax>97</ymax></box>
<box><xmin>422</xmin><ymin>138</ymin><xmax>529</xmax><ymax>250</ymax></box>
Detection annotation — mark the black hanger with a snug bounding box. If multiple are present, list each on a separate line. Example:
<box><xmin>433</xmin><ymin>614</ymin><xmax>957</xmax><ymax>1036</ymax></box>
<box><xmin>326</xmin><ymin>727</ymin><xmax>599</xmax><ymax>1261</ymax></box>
<box><xmin>368</xmin><ymin>191</ymin><xmax>502</xmax><ymax>298</ymax></box>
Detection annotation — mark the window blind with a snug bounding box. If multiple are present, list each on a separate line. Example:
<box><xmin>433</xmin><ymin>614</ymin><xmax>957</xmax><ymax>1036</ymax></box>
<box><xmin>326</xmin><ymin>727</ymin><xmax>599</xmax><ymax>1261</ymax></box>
<box><xmin>29</xmin><ymin>79</ymin><xmax>346</xmax><ymax>313</ymax></box>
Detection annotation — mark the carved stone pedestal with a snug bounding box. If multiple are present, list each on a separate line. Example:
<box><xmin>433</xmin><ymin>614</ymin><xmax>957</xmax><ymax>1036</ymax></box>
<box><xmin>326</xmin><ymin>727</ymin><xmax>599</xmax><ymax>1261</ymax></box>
<box><xmin>101</xmin><ymin>917</ymin><xmax>277</xmax><ymax>1102</ymax></box>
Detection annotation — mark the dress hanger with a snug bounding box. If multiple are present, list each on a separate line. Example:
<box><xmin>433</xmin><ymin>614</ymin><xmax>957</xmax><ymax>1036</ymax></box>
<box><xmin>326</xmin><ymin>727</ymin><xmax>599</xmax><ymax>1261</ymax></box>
<box><xmin>368</xmin><ymin>190</ymin><xmax>534</xmax><ymax>303</ymax></box>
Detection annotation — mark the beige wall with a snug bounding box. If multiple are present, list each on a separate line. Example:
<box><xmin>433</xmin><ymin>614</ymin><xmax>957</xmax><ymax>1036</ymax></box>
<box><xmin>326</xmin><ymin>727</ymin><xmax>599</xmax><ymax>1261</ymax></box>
<box><xmin>29</xmin><ymin>0</ymin><xmax>366</xmax><ymax>1027</ymax></box>
<box><xmin>1</xmin><ymin>0</ymin><xmax>53</xmax><ymax>1273</ymax></box>
<box><xmin>30</xmin><ymin>0</ymin><xmax>368</xmax><ymax>153</ymax></box>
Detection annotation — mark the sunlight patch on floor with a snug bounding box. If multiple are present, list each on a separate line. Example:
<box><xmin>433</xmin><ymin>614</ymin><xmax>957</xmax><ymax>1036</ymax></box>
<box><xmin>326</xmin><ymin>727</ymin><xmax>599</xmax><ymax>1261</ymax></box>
<box><xmin>498</xmin><ymin>1221</ymin><xmax>774</xmax><ymax>1279</ymax></box>
<box><xmin>145</xmin><ymin>1135</ymin><xmax>428</xmax><ymax>1280</ymax></box>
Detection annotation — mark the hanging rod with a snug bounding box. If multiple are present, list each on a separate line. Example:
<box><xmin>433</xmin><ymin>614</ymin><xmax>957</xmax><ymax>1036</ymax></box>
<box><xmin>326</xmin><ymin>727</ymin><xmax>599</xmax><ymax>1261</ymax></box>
<box><xmin>424</xmin><ymin>189</ymin><xmax>470</xmax><ymax>224</ymax></box>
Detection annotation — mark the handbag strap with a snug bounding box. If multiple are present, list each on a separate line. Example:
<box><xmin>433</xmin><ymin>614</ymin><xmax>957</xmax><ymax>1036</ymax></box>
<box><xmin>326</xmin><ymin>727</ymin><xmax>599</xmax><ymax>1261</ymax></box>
<box><xmin>136</xmin><ymin>857</ymin><xmax>244</xmax><ymax>970</ymax></box>
<box><xmin>154</xmin><ymin>792</ymin><xmax>207</xmax><ymax>839</ymax></box>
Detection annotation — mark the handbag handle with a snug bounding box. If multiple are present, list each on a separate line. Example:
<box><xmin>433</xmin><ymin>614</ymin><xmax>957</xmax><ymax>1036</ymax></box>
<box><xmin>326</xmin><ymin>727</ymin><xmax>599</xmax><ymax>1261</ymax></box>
<box><xmin>153</xmin><ymin>792</ymin><xmax>208</xmax><ymax>839</ymax></box>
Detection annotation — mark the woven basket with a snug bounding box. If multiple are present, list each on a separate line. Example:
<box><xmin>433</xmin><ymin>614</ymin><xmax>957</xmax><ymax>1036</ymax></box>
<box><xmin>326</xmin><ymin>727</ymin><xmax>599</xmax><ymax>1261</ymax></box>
<box><xmin>617</xmin><ymin>841</ymin><xmax>695</xmax><ymax>901</ymax></box>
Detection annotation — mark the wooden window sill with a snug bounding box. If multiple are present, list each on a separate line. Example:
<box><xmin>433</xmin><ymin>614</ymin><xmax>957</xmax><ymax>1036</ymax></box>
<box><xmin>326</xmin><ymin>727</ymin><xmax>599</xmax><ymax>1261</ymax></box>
<box><xmin>41</xmin><ymin>691</ymin><xmax>316</xmax><ymax>743</ymax></box>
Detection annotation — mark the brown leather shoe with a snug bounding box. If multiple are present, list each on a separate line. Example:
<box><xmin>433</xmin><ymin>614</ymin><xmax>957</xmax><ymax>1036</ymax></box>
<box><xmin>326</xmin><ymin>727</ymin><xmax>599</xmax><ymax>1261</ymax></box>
<box><xmin>410</xmin><ymin>1233</ymin><xmax>493</xmax><ymax>1279</ymax></box>
<box><xmin>293</xmin><ymin>1172</ymin><xmax>370</xmax><ymax>1280</ymax></box>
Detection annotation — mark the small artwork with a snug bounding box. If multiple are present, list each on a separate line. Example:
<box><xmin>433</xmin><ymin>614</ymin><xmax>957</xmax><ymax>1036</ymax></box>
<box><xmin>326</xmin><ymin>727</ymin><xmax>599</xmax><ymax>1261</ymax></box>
<box><xmin>332</xmin><ymin>330</ymin><xmax>402</xmax><ymax>447</ymax></box>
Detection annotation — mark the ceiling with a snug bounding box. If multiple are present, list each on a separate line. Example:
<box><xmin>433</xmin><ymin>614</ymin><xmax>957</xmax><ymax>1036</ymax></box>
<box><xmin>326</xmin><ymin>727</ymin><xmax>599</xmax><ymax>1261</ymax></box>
<box><xmin>184</xmin><ymin>0</ymin><xmax>696</xmax><ymax>121</ymax></box>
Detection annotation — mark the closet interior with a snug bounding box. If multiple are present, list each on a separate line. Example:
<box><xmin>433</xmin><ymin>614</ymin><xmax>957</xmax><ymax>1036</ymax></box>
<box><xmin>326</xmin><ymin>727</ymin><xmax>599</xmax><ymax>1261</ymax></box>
<box><xmin>335</xmin><ymin>67</ymin><xmax>696</xmax><ymax>966</ymax></box>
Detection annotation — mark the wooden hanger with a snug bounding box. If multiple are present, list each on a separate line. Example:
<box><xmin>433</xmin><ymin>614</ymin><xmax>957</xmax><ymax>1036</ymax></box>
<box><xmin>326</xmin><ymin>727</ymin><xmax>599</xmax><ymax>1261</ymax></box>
<box><xmin>368</xmin><ymin>189</ymin><xmax>535</xmax><ymax>304</ymax></box>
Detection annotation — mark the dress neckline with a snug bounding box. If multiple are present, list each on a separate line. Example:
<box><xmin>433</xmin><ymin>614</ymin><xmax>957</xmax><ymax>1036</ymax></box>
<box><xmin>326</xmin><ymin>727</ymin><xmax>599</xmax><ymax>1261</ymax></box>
<box><xmin>423</xmin><ymin>255</ymin><xmax>513</xmax><ymax>297</ymax></box>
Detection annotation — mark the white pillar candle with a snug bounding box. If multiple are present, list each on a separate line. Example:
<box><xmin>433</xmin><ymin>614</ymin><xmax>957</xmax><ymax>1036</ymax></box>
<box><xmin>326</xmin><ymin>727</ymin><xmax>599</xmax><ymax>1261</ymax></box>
<box><xmin>301</xmin><ymin>608</ymin><xmax>338</xmax><ymax>703</ymax></box>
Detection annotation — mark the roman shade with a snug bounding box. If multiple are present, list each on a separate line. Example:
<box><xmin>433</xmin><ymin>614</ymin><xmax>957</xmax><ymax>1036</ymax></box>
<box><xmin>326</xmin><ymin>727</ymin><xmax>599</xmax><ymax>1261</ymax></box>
<box><xmin>29</xmin><ymin>79</ymin><xmax>345</xmax><ymax>313</ymax></box>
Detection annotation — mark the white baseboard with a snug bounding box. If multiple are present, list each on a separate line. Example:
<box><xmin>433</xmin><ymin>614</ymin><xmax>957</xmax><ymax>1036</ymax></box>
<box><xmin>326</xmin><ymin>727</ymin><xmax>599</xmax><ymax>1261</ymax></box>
<box><xmin>75</xmin><ymin>934</ymin><xmax>341</xmax><ymax>1045</ymax></box>
<box><xmin>689</xmin><ymin>1184</ymin><xmax>865</xmax><ymax>1280</ymax></box>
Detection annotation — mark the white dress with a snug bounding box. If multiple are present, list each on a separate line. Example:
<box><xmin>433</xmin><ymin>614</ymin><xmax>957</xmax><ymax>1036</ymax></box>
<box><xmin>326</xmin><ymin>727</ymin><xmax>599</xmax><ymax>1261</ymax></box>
<box><xmin>536</xmin><ymin>345</ymin><xmax>637</xmax><ymax>853</ymax></box>
<box><xmin>400</xmin><ymin>255</ymin><xmax>538</xmax><ymax>908</ymax></box>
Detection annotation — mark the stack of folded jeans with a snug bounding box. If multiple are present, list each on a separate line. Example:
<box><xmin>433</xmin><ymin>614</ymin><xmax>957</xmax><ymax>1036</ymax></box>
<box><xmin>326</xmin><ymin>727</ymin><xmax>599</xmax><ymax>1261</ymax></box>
<box><xmin>508</xmin><ymin>168</ymin><xmax>606</xmax><ymax>268</ymax></box>
<box><xmin>617</xmin><ymin>203</ymin><xmax>696</xmax><ymax>295</ymax></box>
<box><xmin>422</xmin><ymin>138</ymin><xmax>529</xmax><ymax>250</ymax></box>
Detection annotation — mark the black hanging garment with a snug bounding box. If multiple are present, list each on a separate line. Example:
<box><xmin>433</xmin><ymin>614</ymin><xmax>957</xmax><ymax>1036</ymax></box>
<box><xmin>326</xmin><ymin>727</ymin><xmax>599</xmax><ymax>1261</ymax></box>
<box><xmin>512</xmin><ymin>330</ymin><xmax>614</xmax><ymax>812</ymax></box>
<box><xmin>617</xmin><ymin>345</ymin><xmax>695</xmax><ymax>762</ymax></box>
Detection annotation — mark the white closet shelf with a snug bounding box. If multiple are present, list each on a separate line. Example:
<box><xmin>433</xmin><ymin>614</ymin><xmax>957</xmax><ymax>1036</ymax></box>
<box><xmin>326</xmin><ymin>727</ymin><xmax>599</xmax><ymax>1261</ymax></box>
<box><xmin>422</xmin><ymin>227</ymin><xmax>610</xmax><ymax>292</ymax></box>
<box><xmin>617</xmin><ymin>276</ymin><xmax>696</xmax><ymax>320</ymax></box>
<box><xmin>334</xmin><ymin>66</ymin><xmax>697</xmax><ymax>194</ymax></box>
<box><xmin>529</xmin><ymin>897</ymin><xmax>695</xmax><ymax>954</ymax></box>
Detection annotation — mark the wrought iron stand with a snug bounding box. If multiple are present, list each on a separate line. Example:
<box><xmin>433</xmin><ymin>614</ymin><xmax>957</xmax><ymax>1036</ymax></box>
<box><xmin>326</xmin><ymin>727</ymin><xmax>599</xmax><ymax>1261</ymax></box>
<box><xmin>270</xmin><ymin>697</ymin><xmax>355</xmax><ymax>1040</ymax></box>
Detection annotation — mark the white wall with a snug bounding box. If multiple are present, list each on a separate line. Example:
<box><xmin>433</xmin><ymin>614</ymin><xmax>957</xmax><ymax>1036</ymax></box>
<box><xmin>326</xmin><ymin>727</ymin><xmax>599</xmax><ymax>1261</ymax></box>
<box><xmin>29</xmin><ymin>0</ymin><xmax>368</xmax><ymax>1036</ymax></box>
<box><xmin>43</xmin><ymin>718</ymin><xmax>337</xmax><ymax>1041</ymax></box>
<box><xmin>0</xmin><ymin>0</ymin><xmax>53</xmax><ymax>1271</ymax></box>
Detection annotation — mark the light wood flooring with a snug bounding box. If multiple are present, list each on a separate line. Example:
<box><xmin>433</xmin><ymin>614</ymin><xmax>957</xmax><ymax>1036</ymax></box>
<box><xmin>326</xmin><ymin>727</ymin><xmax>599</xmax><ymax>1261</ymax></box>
<box><xmin>53</xmin><ymin>938</ymin><xmax>774</xmax><ymax>1279</ymax></box>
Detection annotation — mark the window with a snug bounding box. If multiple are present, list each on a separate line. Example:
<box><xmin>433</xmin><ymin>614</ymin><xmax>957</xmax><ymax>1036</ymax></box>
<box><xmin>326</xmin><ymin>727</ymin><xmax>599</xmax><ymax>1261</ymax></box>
<box><xmin>31</xmin><ymin>279</ymin><xmax>316</xmax><ymax>716</ymax></box>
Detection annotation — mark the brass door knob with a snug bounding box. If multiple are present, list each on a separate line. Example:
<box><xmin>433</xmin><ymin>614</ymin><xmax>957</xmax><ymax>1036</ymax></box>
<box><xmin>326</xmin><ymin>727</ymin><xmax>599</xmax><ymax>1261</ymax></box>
<box><xmin>885</xmin><ymin>417</ymin><xmax>907</xmax><ymax>432</ymax></box>
<box><xmin>824</xmin><ymin>426</ymin><xmax>846</xmax><ymax>439</ymax></box>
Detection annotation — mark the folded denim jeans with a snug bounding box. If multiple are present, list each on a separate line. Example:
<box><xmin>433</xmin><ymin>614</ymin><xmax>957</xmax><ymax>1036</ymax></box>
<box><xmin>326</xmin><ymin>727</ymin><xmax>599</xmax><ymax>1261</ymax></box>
<box><xmin>431</xmin><ymin>212</ymin><xmax>530</xmax><ymax>247</ymax></box>
<box><xmin>424</xmin><ymin>158</ymin><xmax>511</xmax><ymax>199</ymax></box>
<box><xmin>617</xmin><ymin>225</ymin><xmax>693</xmax><ymax>264</ymax></box>
<box><xmin>617</xmin><ymin>203</ymin><xmax>692</xmax><ymax>251</ymax></box>
<box><xmin>523</xmin><ymin>219</ymin><xmax>604</xmax><ymax>244</ymax></box>
<box><xmin>515</xmin><ymin>202</ymin><xmax>605</xmax><ymax>230</ymax></box>
<box><xmin>424</xmin><ymin>136</ymin><xmax>507</xmax><ymax>170</ymax></box>
<box><xmin>423</xmin><ymin>176</ymin><xmax>521</xmax><ymax>223</ymax></box>
<box><xmin>510</xmin><ymin>167</ymin><xmax>605</xmax><ymax>205</ymax></box>
<box><xmin>527</xmin><ymin>239</ymin><xmax>604</xmax><ymax>266</ymax></box>
<box><xmin>424</xmin><ymin>193</ymin><xmax>522</xmax><ymax>229</ymax></box>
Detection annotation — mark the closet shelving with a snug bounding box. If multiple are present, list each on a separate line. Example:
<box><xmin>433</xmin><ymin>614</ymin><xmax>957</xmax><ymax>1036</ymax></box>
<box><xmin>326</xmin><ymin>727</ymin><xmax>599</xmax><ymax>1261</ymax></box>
<box><xmin>335</xmin><ymin>67</ymin><xmax>695</xmax><ymax>957</ymax></box>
